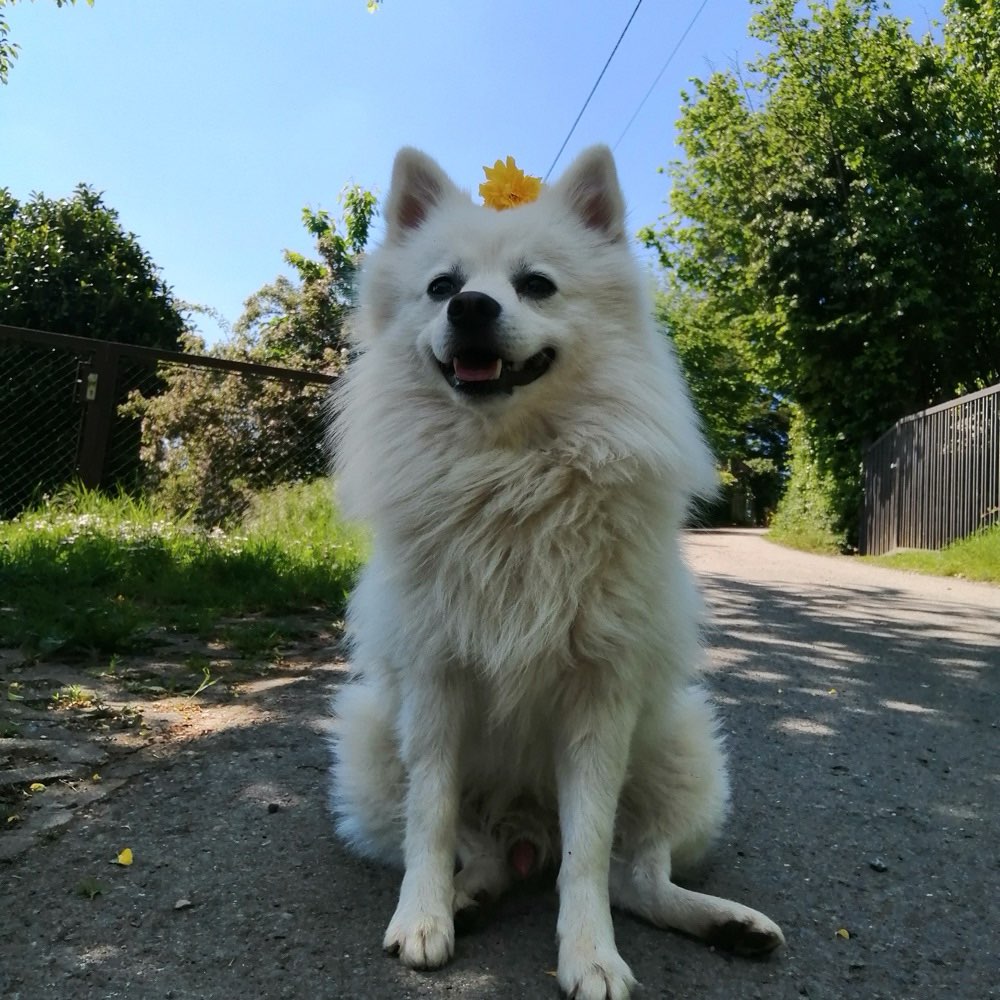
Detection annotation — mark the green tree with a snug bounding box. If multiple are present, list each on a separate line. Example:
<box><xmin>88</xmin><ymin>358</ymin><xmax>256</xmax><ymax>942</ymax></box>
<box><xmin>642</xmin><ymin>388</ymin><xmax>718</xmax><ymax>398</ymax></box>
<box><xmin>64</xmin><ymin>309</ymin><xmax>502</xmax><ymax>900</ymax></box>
<box><xmin>655</xmin><ymin>281</ymin><xmax>789</xmax><ymax>525</ymax></box>
<box><xmin>125</xmin><ymin>186</ymin><xmax>376</xmax><ymax>524</ymax></box>
<box><xmin>0</xmin><ymin>184</ymin><xmax>184</xmax><ymax>516</ymax></box>
<box><xmin>0</xmin><ymin>0</ymin><xmax>93</xmax><ymax>84</ymax></box>
<box><xmin>232</xmin><ymin>185</ymin><xmax>374</xmax><ymax>365</ymax></box>
<box><xmin>0</xmin><ymin>184</ymin><xmax>184</xmax><ymax>345</ymax></box>
<box><xmin>648</xmin><ymin>0</ymin><xmax>1000</xmax><ymax>543</ymax></box>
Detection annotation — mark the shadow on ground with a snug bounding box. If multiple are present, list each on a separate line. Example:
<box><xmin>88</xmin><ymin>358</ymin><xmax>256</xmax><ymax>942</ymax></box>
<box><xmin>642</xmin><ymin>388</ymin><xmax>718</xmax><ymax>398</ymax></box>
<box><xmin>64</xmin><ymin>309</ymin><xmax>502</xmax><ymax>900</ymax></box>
<box><xmin>696</xmin><ymin>559</ymin><xmax>999</xmax><ymax>1000</ymax></box>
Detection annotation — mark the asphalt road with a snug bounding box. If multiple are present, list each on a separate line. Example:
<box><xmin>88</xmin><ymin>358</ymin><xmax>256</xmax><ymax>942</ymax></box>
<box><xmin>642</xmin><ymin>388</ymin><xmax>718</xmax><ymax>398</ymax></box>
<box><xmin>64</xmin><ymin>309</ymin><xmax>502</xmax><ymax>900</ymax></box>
<box><xmin>2</xmin><ymin>529</ymin><xmax>998</xmax><ymax>999</ymax></box>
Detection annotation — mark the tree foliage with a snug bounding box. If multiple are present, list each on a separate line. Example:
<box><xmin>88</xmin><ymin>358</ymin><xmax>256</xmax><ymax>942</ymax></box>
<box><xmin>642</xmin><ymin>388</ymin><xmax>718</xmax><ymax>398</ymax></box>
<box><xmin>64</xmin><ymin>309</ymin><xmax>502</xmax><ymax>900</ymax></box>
<box><xmin>0</xmin><ymin>184</ymin><xmax>184</xmax><ymax>345</ymax></box>
<box><xmin>647</xmin><ymin>0</ymin><xmax>1000</xmax><ymax>541</ymax></box>
<box><xmin>125</xmin><ymin>186</ymin><xmax>377</xmax><ymax>524</ymax></box>
<box><xmin>232</xmin><ymin>185</ymin><xmax>375</xmax><ymax>366</ymax></box>
<box><xmin>656</xmin><ymin>281</ymin><xmax>789</xmax><ymax>524</ymax></box>
<box><xmin>0</xmin><ymin>0</ymin><xmax>93</xmax><ymax>84</ymax></box>
<box><xmin>767</xmin><ymin>405</ymin><xmax>845</xmax><ymax>552</ymax></box>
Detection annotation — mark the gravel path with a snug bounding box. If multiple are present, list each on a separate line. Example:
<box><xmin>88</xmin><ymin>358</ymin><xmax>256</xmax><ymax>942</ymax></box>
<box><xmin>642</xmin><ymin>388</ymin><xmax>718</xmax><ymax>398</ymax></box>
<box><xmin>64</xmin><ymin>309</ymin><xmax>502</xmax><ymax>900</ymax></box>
<box><xmin>2</xmin><ymin>529</ymin><xmax>997</xmax><ymax>999</ymax></box>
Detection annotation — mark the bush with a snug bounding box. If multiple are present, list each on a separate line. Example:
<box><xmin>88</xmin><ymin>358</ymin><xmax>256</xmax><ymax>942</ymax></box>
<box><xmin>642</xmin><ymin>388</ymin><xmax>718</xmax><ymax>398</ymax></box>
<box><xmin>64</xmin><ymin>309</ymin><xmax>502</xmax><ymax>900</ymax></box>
<box><xmin>768</xmin><ymin>408</ymin><xmax>847</xmax><ymax>553</ymax></box>
<box><xmin>124</xmin><ymin>187</ymin><xmax>375</xmax><ymax>525</ymax></box>
<box><xmin>122</xmin><ymin>333</ymin><xmax>335</xmax><ymax>525</ymax></box>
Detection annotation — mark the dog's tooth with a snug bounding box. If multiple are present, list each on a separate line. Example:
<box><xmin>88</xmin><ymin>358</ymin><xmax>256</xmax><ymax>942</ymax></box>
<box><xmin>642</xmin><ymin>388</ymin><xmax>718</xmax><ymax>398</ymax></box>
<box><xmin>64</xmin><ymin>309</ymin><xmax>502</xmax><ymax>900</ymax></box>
<box><xmin>493</xmin><ymin>359</ymin><xmax>503</xmax><ymax>379</ymax></box>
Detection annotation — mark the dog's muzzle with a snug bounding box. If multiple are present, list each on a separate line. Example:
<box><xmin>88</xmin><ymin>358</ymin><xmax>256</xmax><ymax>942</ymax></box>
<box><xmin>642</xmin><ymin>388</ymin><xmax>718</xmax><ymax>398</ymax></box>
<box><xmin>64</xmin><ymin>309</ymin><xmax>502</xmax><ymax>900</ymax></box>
<box><xmin>437</xmin><ymin>291</ymin><xmax>555</xmax><ymax>397</ymax></box>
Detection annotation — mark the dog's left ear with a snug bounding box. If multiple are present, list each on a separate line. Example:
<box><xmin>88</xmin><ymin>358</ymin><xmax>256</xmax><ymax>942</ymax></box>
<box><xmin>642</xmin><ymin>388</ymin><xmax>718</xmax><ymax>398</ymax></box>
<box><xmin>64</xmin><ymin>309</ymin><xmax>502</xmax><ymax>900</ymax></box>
<box><xmin>384</xmin><ymin>148</ymin><xmax>457</xmax><ymax>242</ymax></box>
<box><xmin>553</xmin><ymin>146</ymin><xmax>626</xmax><ymax>243</ymax></box>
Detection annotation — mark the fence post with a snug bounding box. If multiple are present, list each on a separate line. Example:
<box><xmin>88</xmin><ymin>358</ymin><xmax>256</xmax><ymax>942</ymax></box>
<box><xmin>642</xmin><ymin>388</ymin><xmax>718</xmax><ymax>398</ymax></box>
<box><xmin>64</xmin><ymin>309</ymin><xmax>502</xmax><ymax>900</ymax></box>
<box><xmin>76</xmin><ymin>341</ymin><xmax>120</xmax><ymax>489</ymax></box>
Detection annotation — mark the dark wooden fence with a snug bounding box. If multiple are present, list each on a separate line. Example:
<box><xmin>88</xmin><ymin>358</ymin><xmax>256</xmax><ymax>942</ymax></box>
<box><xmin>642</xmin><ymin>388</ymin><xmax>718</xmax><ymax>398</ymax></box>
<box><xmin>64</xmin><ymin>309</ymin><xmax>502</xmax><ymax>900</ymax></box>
<box><xmin>0</xmin><ymin>324</ymin><xmax>336</xmax><ymax>521</ymax></box>
<box><xmin>860</xmin><ymin>382</ymin><xmax>1000</xmax><ymax>556</ymax></box>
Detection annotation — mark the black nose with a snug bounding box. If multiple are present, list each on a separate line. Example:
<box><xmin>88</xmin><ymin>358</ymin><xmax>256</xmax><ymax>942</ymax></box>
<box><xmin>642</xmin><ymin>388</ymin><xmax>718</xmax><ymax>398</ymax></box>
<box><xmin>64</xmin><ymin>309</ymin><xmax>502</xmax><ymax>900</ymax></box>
<box><xmin>447</xmin><ymin>291</ymin><xmax>502</xmax><ymax>332</ymax></box>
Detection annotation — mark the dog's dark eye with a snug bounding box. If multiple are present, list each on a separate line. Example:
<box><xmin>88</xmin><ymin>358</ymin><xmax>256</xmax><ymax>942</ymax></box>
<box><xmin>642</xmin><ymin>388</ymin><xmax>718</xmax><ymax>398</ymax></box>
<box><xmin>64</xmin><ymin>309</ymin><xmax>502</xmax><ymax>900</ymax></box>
<box><xmin>516</xmin><ymin>273</ymin><xmax>557</xmax><ymax>300</ymax></box>
<box><xmin>427</xmin><ymin>275</ymin><xmax>458</xmax><ymax>300</ymax></box>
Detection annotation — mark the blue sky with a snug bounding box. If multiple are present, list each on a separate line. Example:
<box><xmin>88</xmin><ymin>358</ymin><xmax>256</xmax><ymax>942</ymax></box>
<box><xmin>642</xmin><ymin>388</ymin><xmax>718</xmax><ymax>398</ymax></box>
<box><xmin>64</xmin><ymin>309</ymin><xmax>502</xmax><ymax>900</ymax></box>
<box><xmin>3</xmin><ymin>0</ymin><xmax>941</xmax><ymax>345</ymax></box>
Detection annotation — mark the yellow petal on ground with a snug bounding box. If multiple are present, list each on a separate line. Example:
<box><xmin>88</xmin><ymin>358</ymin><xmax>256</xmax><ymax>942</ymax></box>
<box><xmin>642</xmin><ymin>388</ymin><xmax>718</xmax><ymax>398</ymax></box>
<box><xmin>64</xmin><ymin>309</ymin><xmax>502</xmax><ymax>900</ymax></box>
<box><xmin>91</xmin><ymin>773</ymin><xmax>102</xmax><ymax>782</ymax></box>
<box><xmin>116</xmin><ymin>848</ymin><xmax>133</xmax><ymax>866</ymax></box>
<box><xmin>29</xmin><ymin>782</ymin><xmax>45</xmax><ymax>793</ymax></box>
<box><xmin>836</xmin><ymin>927</ymin><xmax>850</xmax><ymax>939</ymax></box>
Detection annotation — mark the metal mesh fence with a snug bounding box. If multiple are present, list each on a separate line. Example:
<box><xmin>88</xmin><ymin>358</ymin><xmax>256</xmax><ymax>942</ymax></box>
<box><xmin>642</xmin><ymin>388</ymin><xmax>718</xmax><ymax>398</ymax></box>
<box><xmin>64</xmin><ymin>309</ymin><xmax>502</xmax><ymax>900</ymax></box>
<box><xmin>0</xmin><ymin>325</ymin><xmax>336</xmax><ymax>525</ymax></box>
<box><xmin>121</xmin><ymin>357</ymin><xmax>333</xmax><ymax>525</ymax></box>
<box><xmin>0</xmin><ymin>337</ymin><xmax>88</xmax><ymax>519</ymax></box>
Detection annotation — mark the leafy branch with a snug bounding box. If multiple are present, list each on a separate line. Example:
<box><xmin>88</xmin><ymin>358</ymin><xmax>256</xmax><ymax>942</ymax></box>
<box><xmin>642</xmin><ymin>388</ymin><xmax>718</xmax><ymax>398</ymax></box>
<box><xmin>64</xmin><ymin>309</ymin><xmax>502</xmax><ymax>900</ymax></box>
<box><xmin>0</xmin><ymin>0</ymin><xmax>94</xmax><ymax>84</ymax></box>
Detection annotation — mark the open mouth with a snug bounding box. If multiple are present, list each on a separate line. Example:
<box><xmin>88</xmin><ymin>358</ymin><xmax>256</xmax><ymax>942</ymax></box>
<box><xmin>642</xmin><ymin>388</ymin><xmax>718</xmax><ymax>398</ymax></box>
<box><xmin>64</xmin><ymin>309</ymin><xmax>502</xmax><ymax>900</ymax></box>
<box><xmin>437</xmin><ymin>348</ymin><xmax>556</xmax><ymax>397</ymax></box>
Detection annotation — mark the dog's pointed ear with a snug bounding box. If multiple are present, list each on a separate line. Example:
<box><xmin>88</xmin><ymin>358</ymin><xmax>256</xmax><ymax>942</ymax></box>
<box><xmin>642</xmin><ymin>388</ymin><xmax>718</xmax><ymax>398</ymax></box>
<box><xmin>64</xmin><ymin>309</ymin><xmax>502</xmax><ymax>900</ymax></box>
<box><xmin>384</xmin><ymin>148</ymin><xmax>456</xmax><ymax>241</ymax></box>
<box><xmin>553</xmin><ymin>145</ymin><xmax>626</xmax><ymax>243</ymax></box>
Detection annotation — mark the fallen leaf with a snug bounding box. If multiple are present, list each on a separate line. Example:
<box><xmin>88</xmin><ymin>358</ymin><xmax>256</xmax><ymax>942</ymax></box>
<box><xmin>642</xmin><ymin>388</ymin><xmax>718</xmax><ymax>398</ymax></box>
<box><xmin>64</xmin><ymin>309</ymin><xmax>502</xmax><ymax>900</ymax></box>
<box><xmin>836</xmin><ymin>927</ymin><xmax>851</xmax><ymax>939</ymax></box>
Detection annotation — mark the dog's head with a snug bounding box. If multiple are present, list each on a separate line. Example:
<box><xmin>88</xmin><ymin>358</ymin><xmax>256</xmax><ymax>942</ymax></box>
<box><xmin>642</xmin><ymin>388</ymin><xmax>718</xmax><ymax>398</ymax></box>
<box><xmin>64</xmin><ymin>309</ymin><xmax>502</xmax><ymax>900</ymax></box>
<box><xmin>357</xmin><ymin>145</ymin><xmax>644</xmax><ymax>414</ymax></box>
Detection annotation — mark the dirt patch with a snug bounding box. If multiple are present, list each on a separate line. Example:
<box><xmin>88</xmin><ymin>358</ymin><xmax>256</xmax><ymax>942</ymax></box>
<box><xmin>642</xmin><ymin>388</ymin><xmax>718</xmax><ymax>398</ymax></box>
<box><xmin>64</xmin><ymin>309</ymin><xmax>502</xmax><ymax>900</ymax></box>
<box><xmin>0</xmin><ymin>614</ymin><xmax>345</xmax><ymax>862</ymax></box>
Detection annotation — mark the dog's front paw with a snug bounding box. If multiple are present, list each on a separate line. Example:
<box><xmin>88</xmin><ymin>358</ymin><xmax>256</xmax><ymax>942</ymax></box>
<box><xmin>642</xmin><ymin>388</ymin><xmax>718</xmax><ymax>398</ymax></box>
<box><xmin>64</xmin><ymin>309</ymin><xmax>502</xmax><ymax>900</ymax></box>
<box><xmin>558</xmin><ymin>944</ymin><xmax>636</xmax><ymax>1000</ymax></box>
<box><xmin>383</xmin><ymin>905</ymin><xmax>455</xmax><ymax>969</ymax></box>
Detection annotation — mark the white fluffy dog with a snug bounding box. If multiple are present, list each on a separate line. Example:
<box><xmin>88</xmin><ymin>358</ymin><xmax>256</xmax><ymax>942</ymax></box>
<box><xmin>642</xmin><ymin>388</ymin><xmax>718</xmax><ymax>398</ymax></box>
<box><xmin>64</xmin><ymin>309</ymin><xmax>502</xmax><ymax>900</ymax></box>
<box><xmin>329</xmin><ymin>145</ymin><xmax>784</xmax><ymax>999</ymax></box>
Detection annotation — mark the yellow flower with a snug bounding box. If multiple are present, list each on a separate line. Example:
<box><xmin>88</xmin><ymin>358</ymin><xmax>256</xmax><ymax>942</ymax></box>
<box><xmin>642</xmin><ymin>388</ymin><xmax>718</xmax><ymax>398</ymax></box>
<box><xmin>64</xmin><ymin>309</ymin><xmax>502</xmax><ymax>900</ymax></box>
<box><xmin>479</xmin><ymin>156</ymin><xmax>542</xmax><ymax>210</ymax></box>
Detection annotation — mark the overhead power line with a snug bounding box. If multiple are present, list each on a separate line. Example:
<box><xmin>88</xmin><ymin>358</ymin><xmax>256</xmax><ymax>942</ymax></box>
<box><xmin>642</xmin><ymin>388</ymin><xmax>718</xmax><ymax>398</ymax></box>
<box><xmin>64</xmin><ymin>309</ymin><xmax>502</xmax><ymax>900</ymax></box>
<box><xmin>544</xmin><ymin>0</ymin><xmax>644</xmax><ymax>182</ymax></box>
<box><xmin>613</xmin><ymin>0</ymin><xmax>712</xmax><ymax>152</ymax></box>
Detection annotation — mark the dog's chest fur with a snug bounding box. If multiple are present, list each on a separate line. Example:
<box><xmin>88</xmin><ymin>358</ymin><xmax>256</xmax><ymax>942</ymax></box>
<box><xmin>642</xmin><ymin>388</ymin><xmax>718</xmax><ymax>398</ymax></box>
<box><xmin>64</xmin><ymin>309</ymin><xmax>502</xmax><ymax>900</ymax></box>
<box><xmin>382</xmin><ymin>443</ymin><xmax>667</xmax><ymax>700</ymax></box>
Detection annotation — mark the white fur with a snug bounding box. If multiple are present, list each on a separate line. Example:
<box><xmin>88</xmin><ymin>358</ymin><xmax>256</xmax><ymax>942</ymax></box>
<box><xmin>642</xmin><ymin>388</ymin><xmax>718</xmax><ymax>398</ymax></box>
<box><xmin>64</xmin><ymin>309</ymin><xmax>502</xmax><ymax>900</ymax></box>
<box><xmin>328</xmin><ymin>146</ymin><xmax>784</xmax><ymax>998</ymax></box>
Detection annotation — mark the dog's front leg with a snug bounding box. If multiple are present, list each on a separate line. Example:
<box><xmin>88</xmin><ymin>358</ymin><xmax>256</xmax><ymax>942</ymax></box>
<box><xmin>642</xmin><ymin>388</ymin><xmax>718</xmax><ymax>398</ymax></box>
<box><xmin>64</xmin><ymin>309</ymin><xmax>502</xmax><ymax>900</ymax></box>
<box><xmin>383</xmin><ymin>671</ymin><xmax>463</xmax><ymax>969</ymax></box>
<box><xmin>554</xmin><ymin>687</ymin><xmax>639</xmax><ymax>1000</ymax></box>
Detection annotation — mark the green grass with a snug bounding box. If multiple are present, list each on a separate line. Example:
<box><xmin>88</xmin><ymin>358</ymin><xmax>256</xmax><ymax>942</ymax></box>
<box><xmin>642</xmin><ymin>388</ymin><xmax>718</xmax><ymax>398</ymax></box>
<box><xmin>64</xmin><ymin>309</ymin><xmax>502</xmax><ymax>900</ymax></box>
<box><xmin>766</xmin><ymin>520</ymin><xmax>844</xmax><ymax>555</ymax></box>
<box><xmin>0</xmin><ymin>481</ymin><xmax>367</xmax><ymax>658</ymax></box>
<box><xmin>863</xmin><ymin>523</ymin><xmax>1000</xmax><ymax>584</ymax></box>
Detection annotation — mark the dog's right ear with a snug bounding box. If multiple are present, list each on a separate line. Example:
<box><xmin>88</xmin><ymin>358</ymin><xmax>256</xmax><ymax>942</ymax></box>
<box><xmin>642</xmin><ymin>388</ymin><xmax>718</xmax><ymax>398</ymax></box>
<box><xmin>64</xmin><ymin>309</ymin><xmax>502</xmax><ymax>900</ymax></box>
<box><xmin>384</xmin><ymin>148</ymin><xmax>455</xmax><ymax>241</ymax></box>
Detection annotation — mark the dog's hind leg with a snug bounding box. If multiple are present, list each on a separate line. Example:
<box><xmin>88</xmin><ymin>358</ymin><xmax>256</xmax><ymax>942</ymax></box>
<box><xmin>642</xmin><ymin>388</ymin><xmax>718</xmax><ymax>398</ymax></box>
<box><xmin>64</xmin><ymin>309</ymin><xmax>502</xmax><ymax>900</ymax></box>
<box><xmin>611</xmin><ymin>684</ymin><xmax>784</xmax><ymax>954</ymax></box>
<box><xmin>609</xmin><ymin>842</ymin><xmax>784</xmax><ymax>955</ymax></box>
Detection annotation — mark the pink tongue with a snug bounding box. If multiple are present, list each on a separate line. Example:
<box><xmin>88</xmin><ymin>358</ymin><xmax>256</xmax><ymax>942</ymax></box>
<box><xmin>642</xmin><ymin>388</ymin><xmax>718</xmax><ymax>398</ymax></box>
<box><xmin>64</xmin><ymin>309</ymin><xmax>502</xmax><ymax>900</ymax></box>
<box><xmin>454</xmin><ymin>358</ymin><xmax>501</xmax><ymax>382</ymax></box>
